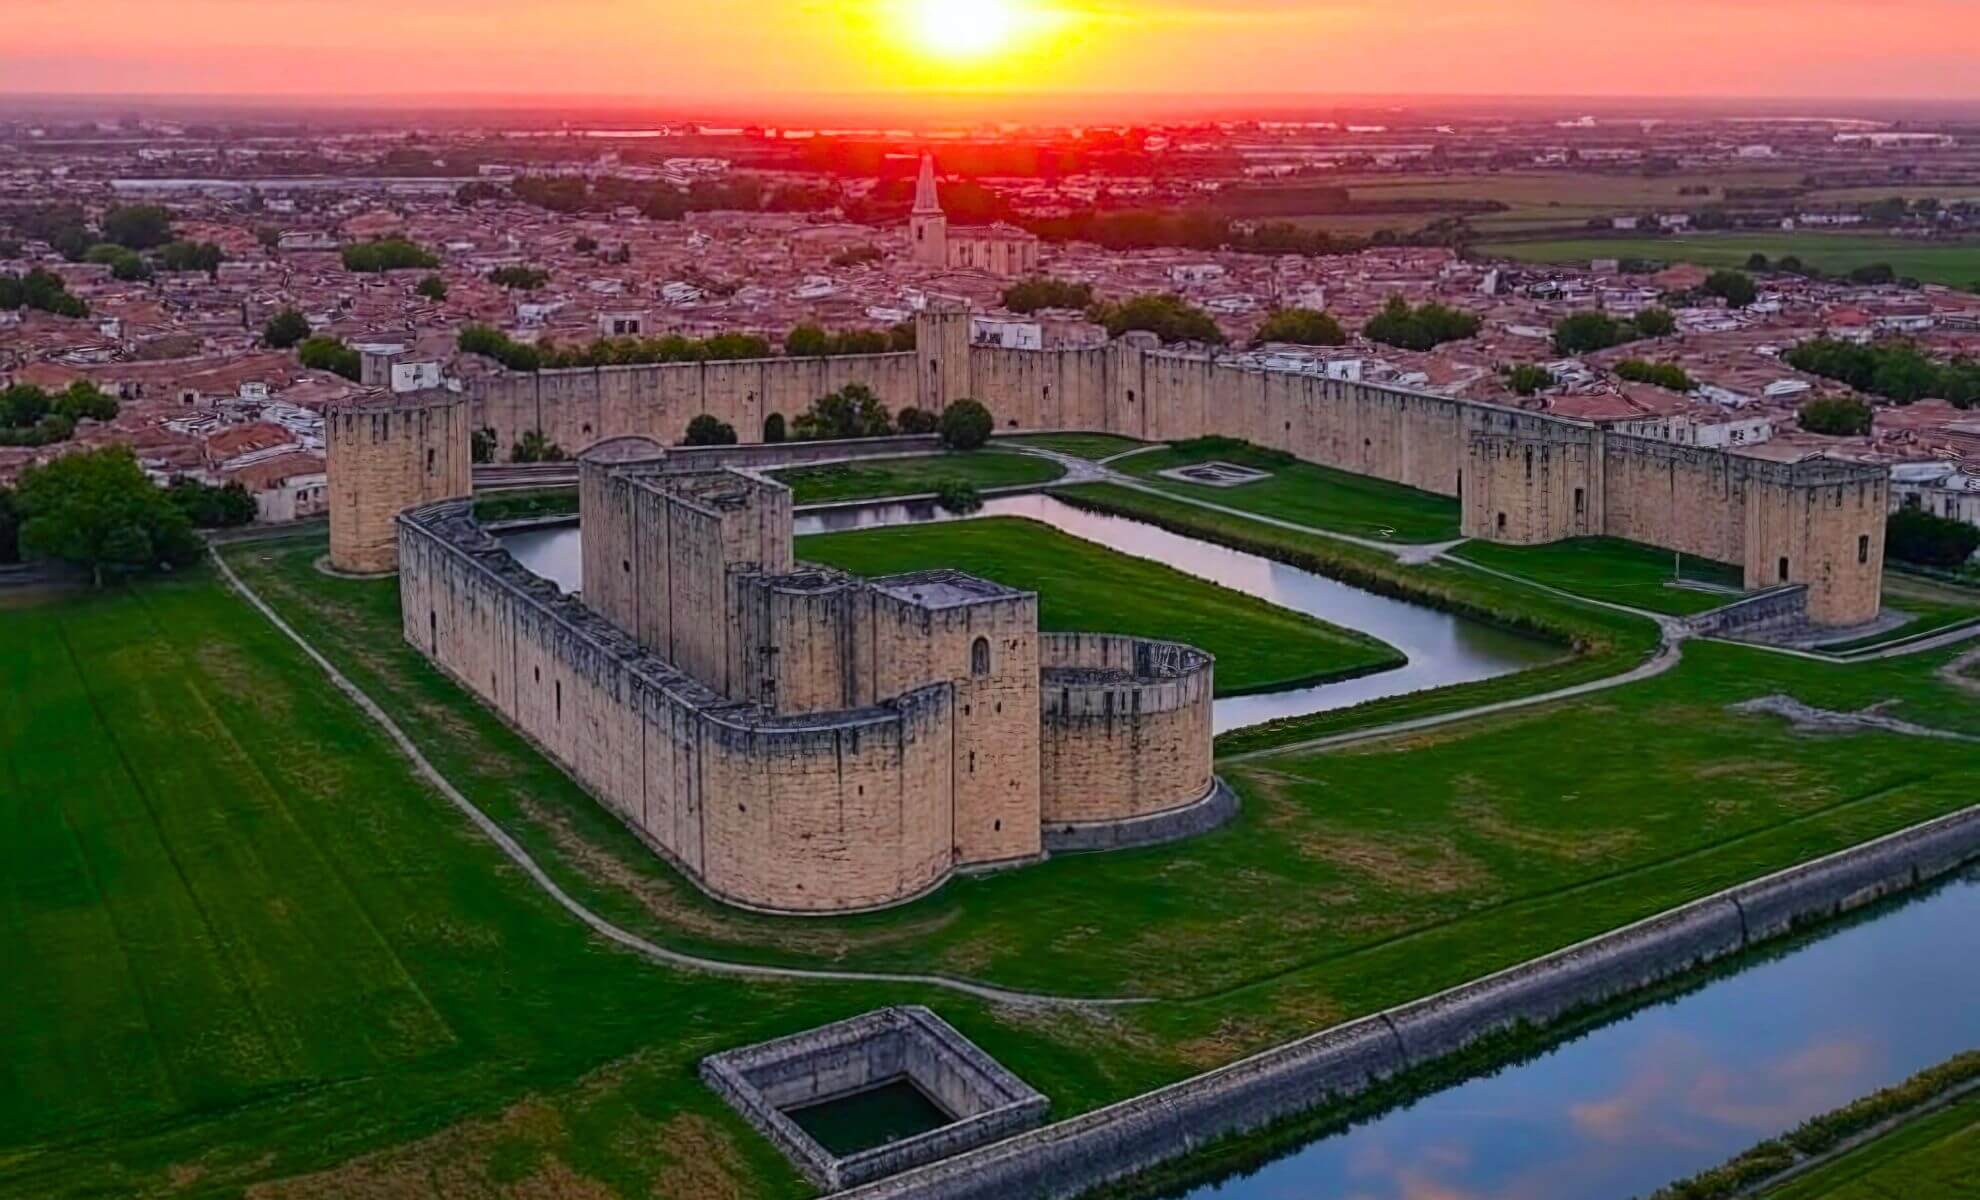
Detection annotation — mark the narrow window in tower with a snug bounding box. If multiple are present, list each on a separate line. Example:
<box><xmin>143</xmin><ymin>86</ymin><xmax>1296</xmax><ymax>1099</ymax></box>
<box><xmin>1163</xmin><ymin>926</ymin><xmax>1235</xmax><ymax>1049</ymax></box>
<box><xmin>1859</xmin><ymin>535</ymin><xmax>1870</xmax><ymax>564</ymax></box>
<box><xmin>426</xmin><ymin>448</ymin><xmax>436</xmax><ymax>472</ymax></box>
<box><xmin>1574</xmin><ymin>487</ymin><xmax>1586</xmax><ymax>519</ymax></box>
<box><xmin>555</xmin><ymin>680</ymin><xmax>562</xmax><ymax>719</ymax></box>
<box><xmin>1779</xmin><ymin>557</ymin><xmax>1790</xmax><ymax>582</ymax></box>
<box><xmin>971</xmin><ymin>636</ymin><xmax>990</xmax><ymax>676</ymax></box>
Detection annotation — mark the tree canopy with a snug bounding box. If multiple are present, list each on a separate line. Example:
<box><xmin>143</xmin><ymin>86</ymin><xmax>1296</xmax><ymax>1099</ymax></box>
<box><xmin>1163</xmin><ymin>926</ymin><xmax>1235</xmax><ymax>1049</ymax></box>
<box><xmin>1001</xmin><ymin>277</ymin><xmax>1094</xmax><ymax>314</ymax></box>
<box><xmin>341</xmin><ymin>237</ymin><xmax>439</xmax><ymax>273</ymax></box>
<box><xmin>14</xmin><ymin>446</ymin><xmax>202</xmax><ymax>585</ymax></box>
<box><xmin>1253</xmin><ymin>307</ymin><xmax>1347</xmax><ymax>348</ymax></box>
<box><xmin>938</xmin><ymin>399</ymin><xmax>994</xmax><ymax>450</ymax></box>
<box><xmin>298</xmin><ymin>335</ymin><xmax>362</xmax><ymax>381</ymax></box>
<box><xmin>1614</xmin><ymin>360</ymin><xmax>1696</xmax><ymax>392</ymax></box>
<box><xmin>793</xmin><ymin>384</ymin><xmax>894</xmax><ymax>441</ymax></box>
<box><xmin>99</xmin><ymin>204</ymin><xmax>176</xmax><ymax>251</ymax></box>
<box><xmin>1363</xmin><ymin>296</ymin><xmax>1481</xmax><ymax>352</ymax></box>
<box><xmin>1703</xmin><ymin>269</ymin><xmax>1758</xmax><ymax>309</ymax></box>
<box><xmin>1785</xmin><ymin>338</ymin><xmax>1980</xmax><ymax>409</ymax></box>
<box><xmin>1886</xmin><ymin>507</ymin><xmax>1980</xmax><ymax>569</ymax></box>
<box><xmin>683</xmin><ymin>415</ymin><xmax>738</xmax><ymax>446</ymax></box>
<box><xmin>262</xmin><ymin>307</ymin><xmax>311</xmax><ymax>349</ymax></box>
<box><xmin>1086</xmin><ymin>293</ymin><xmax>1225</xmax><ymax>345</ymax></box>
<box><xmin>1797</xmin><ymin>395</ymin><xmax>1875</xmax><ymax>437</ymax></box>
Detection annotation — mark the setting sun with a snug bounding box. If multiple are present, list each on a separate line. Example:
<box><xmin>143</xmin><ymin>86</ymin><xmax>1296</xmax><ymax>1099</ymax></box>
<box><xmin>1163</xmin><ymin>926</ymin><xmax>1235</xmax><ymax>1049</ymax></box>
<box><xmin>912</xmin><ymin>0</ymin><xmax>1019</xmax><ymax>60</ymax></box>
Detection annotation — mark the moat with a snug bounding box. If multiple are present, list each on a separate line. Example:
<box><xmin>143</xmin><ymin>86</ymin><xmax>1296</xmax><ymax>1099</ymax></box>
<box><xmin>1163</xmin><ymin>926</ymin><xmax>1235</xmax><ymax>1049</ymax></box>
<box><xmin>499</xmin><ymin>492</ymin><xmax>1555</xmax><ymax>734</ymax></box>
<box><xmin>1161</xmin><ymin>865</ymin><xmax>1980</xmax><ymax>1200</ymax></box>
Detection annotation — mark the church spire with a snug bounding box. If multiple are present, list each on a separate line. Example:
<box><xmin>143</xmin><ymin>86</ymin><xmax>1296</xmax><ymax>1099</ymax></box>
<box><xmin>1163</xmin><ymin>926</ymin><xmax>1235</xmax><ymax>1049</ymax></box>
<box><xmin>912</xmin><ymin>151</ymin><xmax>942</xmax><ymax>215</ymax></box>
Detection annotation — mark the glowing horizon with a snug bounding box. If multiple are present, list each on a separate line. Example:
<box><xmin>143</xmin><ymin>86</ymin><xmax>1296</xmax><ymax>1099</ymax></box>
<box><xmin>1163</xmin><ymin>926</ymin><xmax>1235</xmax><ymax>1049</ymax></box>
<box><xmin>4</xmin><ymin>0</ymin><xmax>1980</xmax><ymax>103</ymax></box>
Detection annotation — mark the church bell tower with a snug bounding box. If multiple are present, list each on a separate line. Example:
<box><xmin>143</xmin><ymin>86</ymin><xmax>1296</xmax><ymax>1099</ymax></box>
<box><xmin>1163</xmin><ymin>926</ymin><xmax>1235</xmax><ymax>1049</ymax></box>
<box><xmin>909</xmin><ymin>152</ymin><xmax>948</xmax><ymax>269</ymax></box>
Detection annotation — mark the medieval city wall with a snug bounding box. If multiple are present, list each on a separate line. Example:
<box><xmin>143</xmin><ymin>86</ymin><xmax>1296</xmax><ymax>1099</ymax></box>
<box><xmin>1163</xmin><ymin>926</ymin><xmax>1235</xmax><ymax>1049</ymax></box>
<box><xmin>398</xmin><ymin>499</ymin><xmax>963</xmax><ymax>914</ymax></box>
<box><xmin>325</xmin><ymin>394</ymin><xmax>474</xmax><ymax>572</ymax></box>
<box><xmin>1038</xmin><ymin>634</ymin><xmax>1216</xmax><ymax>828</ymax></box>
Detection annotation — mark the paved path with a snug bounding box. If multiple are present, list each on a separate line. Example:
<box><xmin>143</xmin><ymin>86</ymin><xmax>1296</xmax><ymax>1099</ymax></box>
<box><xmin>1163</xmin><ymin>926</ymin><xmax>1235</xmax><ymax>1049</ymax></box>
<box><xmin>211</xmin><ymin>546</ymin><xmax>1145</xmax><ymax>1009</ymax></box>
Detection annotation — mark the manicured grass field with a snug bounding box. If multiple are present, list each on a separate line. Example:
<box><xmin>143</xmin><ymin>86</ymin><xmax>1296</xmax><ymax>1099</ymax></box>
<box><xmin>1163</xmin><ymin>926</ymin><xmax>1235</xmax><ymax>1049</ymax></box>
<box><xmin>1481</xmin><ymin>233</ymin><xmax>1980</xmax><ymax>291</ymax></box>
<box><xmin>1114</xmin><ymin>439</ymin><xmax>1463</xmax><ymax>543</ymax></box>
<box><xmin>9</xmin><ymin>531</ymin><xmax>1978</xmax><ymax>1197</ymax></box>
<box><xmin>770</xmin><ymin>450</ymin><xmax>1064</xmax><ymax>504</ymax></box>
<box><xmin>797</xmin><ymin>515</ymin><xmax>1402</xmax><ymax>694</ymax></box>
<box><xmin>1451</xmin><ymin>536</ymin><xmax>1748</xmax><ymax>616</ymax></box>
<box><xmin>1005</xmin><ymin>432</ymin><xmax>1148</xmax><ymax>460</ymax></box>
<box><xmin>1764</xmin><ymin>1094</ymin><xmax>1980</xmax><ymax>1200</ymax></box>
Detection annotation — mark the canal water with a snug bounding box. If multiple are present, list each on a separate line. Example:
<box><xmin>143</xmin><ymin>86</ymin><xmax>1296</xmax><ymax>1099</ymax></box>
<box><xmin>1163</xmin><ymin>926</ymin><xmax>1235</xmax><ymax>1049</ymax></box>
<box><xmin>499</xmin><ymin>493</ymin><xmax>1554</xmax><ymax>734</ymax></box>
<box><xmin>1164</xmin><ymin>865</ymin><xmax>1980</xmax><ymax>1200</ymax></box>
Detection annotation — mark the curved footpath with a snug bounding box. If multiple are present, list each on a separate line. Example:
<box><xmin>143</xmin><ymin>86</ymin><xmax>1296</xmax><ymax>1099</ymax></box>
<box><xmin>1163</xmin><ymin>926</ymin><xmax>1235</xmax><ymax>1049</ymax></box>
<box><xmin>210</xmin><ymin>547</ymin><xmax>1146</xmax><ymax>1010</ymax></box>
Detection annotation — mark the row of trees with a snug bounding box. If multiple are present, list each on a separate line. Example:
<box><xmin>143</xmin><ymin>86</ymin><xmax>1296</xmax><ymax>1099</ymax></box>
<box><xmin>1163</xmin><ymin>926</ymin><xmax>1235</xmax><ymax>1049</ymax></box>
<box><xmin>1087</xmin><ymin>293</ymin><xmax>1225</xmax><ymax>345</ymax></box>
<box><xmin>1784</xmin><ymin>338</ymin><xmax>1980</xmax><ymax>409</ymax></box>
<box><xmin>0</xmin><ymin>267</ymin><xmax>89</xmax><ymax>318</ymax></box>
<box><xmin>341</xmin><ymin>237</ymin><xmax>439</xmax><ymax>273</ymax></box>
<box><xmin>458</xmin><ymin>324</ymin><xmax>777</xmax><ymax>372</ymax></box>
<box><xmin>1886</xmin><ymin>507</ymin><xmax>1980</xmax><ymax>569</ymax></box>
<box><xmin>1614</xmin><ymin>359</ymin><xmax>1696</xmax><ymax>392</ymax></box>
<box><xmin>0</xmin><ymin>448</ymin><xmax>203</xmax><ymax>585</ymax></box>
<box><xmin>0</xmin><ymin>381</ymin><xmax>119</xmax><ymax>447</ymax></box>
<box><xmin>681</xmin><ymin>389</ymin><xmax>993</xmax><ymax>451</ymax></box>
<box><xmin>3</xmin><ymin>203</ymin><xmax>225</xmax><ymax>281</ymax></box>
<box><xmin>1552</xmin><ymin>307</ymin><xmax>1676</xmax><ymax>355</ymax></box>
<box><xmin>1021</xmin><ymin>209</ymin><xmax>1362</xmax><ymax>258</ymax></box>
<box><xmin>784</xmin><ymin>323</ymin><xmax>916</xmax><ymax>357</ymax></box>
<box><xmin>1001</xmin><ymin>276</ymin><xmax>1094</xmax><ymax>314</ymax></box>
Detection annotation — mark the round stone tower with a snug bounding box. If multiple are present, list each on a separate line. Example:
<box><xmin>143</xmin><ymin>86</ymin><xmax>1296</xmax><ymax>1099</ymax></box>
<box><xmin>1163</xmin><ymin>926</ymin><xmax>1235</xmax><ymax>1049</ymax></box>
<box><xmin>326</xmin><ymin>392</ymin><xmax>473</xmax><ymax>574</ymax></box>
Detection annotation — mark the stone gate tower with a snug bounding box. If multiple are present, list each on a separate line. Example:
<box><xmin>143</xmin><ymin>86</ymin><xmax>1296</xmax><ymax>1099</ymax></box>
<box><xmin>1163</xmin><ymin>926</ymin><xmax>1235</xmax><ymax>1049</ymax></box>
<box><xmin>909</xmin><ymin>152</ymin><xmax>948</xmax><ymax>269</ymax></box>
<box><xmin>326</xmin><ymin>392</ymin><xmax>473</xmax><ymax>573</ymax></box>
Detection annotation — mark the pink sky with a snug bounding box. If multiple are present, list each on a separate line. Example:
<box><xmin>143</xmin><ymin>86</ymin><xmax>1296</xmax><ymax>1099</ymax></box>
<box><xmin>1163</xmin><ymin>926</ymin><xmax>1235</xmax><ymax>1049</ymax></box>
<box><xmin>5</xmin><ymin>0</ymin><xmax>1979</xmax><ymax>101</ymax></box>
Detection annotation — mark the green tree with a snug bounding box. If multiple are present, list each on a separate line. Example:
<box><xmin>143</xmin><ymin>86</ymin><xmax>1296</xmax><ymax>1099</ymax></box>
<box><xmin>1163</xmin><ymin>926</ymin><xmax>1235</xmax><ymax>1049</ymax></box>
<box><xmin>471</xmin><ymin>426</ymin><xmax>497</xmax><ymax>464</ymax></box>
<box><xmin>509</xmin><ymin>430</ymin><xmax>568</xmax><ymax>463</ymax></box>
<box><xmin>1746</xmin><ymin>253</ymin><xmax>1771</xmax><ymax>271</ymax></box>
<box><xmin>683</xmin><ymin>415</ymin><xmax>738</xmax><ymax>446</ymax></box>
<box><xmin>1703</xmin><ymin>269</ymin><xmax>1758</xmax><ymax>309</ymax></box>
<box><xmin>1552</xmin><ymin>311</ymin><xmax>1635</xmax><ymax>356</ymax></box>
<box><xmin>1633</xmin><ymin>306</ymin><xmax>1677</xmax><ymax>338</ymax></box>
<box><xmin>1253</xmin><ymin>307</ymin><xmax>1347</xmax><ymax>347</ymax></box>
<box><xmin>164</xmin><ymin>477</ymin><xmax>257</xmax><ymax>528</ymax></box>
<box><xmin>792</xmin><ymin>384</ymin><xmax>893</xmax><ymax>441</ymax></box>
<box><xmin>262</xmin><ymin>307</ymin><xmax>311</xmax><ymax>349</ymax></box>
<box><xmin>784</xmin><ymin>324</ymin><xmax>831</xmax><ymax>357</ymax></box>
<box><xmin>934</xmin><ymin>480</ymin><xmax>983</xmax><ymax>515</ymax></box>
<box><xmin>156</xmin><ymin>240</ymin><xmax>225</xmax><ymax>274</ymax></box>
<box><xmin>415</xmin><ymin>274</ymin><xmax>448</xmax><ymax>301</ymax></box>
<box><xmin>1001</xmin><ymin>276</ymin><xmax>1095</xmax><ymax>314</ymax></box>
<box><xmin>14</xmin><ymin>446</ymin><xmax>201</xmax><ymax>585</ymax></box>
<box><xmin>99</xmin><ymin>204</ymin><xmax>175</xmax><ymax>250</ymax></box>
<box><xmin>1886</xmin><ymin>507</ymin><xmax>1980</xmax><ymax>568</ymax></box>
<box><xmin>342</xmin><ymin>237</ymin><xmax>439</xmax><ymax>273</ymax></box>
<box><xmin>1087</xmin><ymin>293</ymin><xmax>1225</xmax><ymax>345</ymax></box>
<box><xmin>85</xmin><ymin>243</ymin><xmax>151</xmax><ymax>281</ymax></box>
<box><xmin>1363</xmin><ymin>296</ymin><xmax>1482</xmax><ymax>352</ymax></box>
<box><xmin>938</xmin><ymin>398</ymin><xmax>994</xmax><ymax>450</ymax></box>
<box><xmin>487</xmin><ymin>265</ymin><xmax>550</xmax><ymax>290</ymax></box>
<box><xmin>1615</xmin><ymin>360</ymin><xmax>1696</xmax><ymax>392</ymax></box>
<box><xmin>53</xmin><ymin>381</ymin><xmax>119</xmax><ymax>422</ymax></box>
<box><xmin>1505</xmin><ymin>364</ymin><xmax>1555</xmax><ymax>396</ymax></box>
<box><xmin>1797</xmin><ymin>395</ymin><xmax>1875</xmax><ymax>437</ymax></box>
<box><xmin>297</xmin><ymin>335</ymin><xmax>362</xmax><ymax>381</ymax></box>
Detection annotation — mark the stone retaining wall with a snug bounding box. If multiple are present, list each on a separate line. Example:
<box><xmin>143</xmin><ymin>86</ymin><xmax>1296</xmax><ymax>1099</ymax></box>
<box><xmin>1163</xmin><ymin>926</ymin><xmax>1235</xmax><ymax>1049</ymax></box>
<box><xmin>1689</xmin><ymin>584</ymin><xmax>1810</xmax><ymax>639</ymax></box>
<box><xmin>828</xmin><ymin>803</ymin><xmax>1980</xmax><ymax>1200</ymax></box>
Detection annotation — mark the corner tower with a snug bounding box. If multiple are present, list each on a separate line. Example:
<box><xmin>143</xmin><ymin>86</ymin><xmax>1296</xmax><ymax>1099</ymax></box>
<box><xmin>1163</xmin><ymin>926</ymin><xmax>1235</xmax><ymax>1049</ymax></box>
<box><xmin>909</xmin><ymin>152</ymin><xmax>948</xmax><ymax>269</ymax></box>
<box><xmin>326</xmin><ymin>392</ymin><xmax>472</xmax><ymax>573</ymax></box>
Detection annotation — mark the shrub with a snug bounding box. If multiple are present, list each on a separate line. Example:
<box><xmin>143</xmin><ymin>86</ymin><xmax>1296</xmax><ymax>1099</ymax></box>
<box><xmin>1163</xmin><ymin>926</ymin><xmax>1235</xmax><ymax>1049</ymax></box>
<box><xmin>1633</xmin><ymin>306</ymin><xmax>1677</xmax><ymax>337</ymax></box>
<box><xmin>1615</xmin><ymin>360</ymin><xmax>1696</xmax><ymax>392</ymax></box>
<box><xmin>509</xmin><ymin>430</ymin><xmax>568</xmax><ymax>463</ymax></box>
<box><xmin>894</xmin><ymin>407</ymin><xmax>940</xmax><ymax>436</ymax></box>
<box><xmin>471</xmin><ymin>426</ymin><xmax>498</xmax><ymax>464</ymax></box>
<box><xmin>297</xmin><ymin>335</ymin><xmax>362</xmax><ymax>381</ymax></box>
<box><xmin>934</xmin><ymin>480</ymin><xmax>982</xmax><ymax>515</ymax></box>
<box><xmin>1504</xmin><ymin>364</ymin><xmax>1555</xmax><ymax>396</ymax></box>
<box><xmin>792</xmin><ymin>384</ymin><xmax>893</xmax><ymax>441</ymax></box>
<box><xmin>1887</xmin><ymin>507</ymin><xmax>1980</xmax><ymax>567</ymax></box>
<box><xmin>262</xmin><ymin>307</ymin><xmax>311</xmax><ymax>349</ymax></box>
<box><xmin>1253</xmin><ymin>307</ymin><xmax>1347</xmax><ymax>347</ymax></box>
<box><xmin>14</xmin><ymin>446</ymin><xmax>201</xmax><ymax>584</ymax></box>
<box><xmin>1797</xmin><ymin>395</ymin><xmax>1875</xmax><ymax>437</ymax></box>
<box><xmin>785</xmin><ymin>324</ymin><xmax>898</xmax><ymax>357</ymax></box>
<box><xmin>1363</xmin><ymin>296</ymin><xmax>1481</xmax><ymax>351</ymax></box>
<box><xmin>1703</xmin><ymin>269</ymin><xmax>1757</xmax><ymax>308</ymax></box>
<box><xmin>165</xmin><ymin>477</ymin><xmax>257</xmax><ymax>528</ymax></box>
<box><xmin>415</xmin><ymin>275</ymin><xmax>448</xmax><ymax>300</ymax></box>
<box><xmin>683</xmin><ymin>415</ymin><xmax>738</xmax><ymax>446</ymax></box>
<box><xmin>938</xmin><ymin>398</ymin><xmax>994</xmax><ymax>451</ymax></box>
<box><xmin>487</xmin><ymin>265</ymin><xmax>550</xmax><ymax>290</ymax></box>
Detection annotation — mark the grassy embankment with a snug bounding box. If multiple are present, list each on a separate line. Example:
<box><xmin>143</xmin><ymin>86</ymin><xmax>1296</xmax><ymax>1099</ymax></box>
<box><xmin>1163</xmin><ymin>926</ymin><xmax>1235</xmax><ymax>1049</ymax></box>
<box><xmin>1480</xmin><ymin>233</ymin><xmax>1980</xmax><ymax>291</ymax></box>
<box><xmin>1004</xmin><ymin>432</ymin><xmax>1148</xmax><ymax>461</ymax></box>
<box><xmin>1111</xmin><ymin>437</ymin><xmax>1463</xmax><ymax>544</ymax></box>
<box><xmin>797</xmin><ymin>515</ymin><xmax>1402</xmax><ymax>695</ymax></box>
<box><xmin>6</xmin><ymin>536</ymin><xmax>1979</xmax><ymax>1197</ymax></box>
<box><xmin>1764</xmin><ymin>1094</ymin><xmax>1980</xmax><ymax>1200</ymax></box>
<box><xmin>769</xmin><ymin>450</ymin><xmax>1064</xmax><ymax>504</ymax></box>
<box><xmin>1450</xmin><ymin>536</ymin><xmax>1745</xmax><ymax>616</ymax></box>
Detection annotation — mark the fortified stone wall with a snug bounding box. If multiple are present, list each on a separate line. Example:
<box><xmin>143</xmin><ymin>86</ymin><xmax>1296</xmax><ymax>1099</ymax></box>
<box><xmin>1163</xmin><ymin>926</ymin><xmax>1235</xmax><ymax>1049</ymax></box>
<box><xmin>1460</xmin><ymin>411</ymin><xmax>1604</xmax><ymax>544</ymax></box>
<box><xmin>325</xmin><ymin>393</ymin><xmax>473</xmax><ymax>572</ymax></box>
<box><xmin>398</xmin><ymin>499</ymin><xmax>958</xmax><ymax>913</ymax></box>
<box><xmin>1039</xmin><ymin>634</ymin><xmax>1216</xmax><ymax>828</ymax></box>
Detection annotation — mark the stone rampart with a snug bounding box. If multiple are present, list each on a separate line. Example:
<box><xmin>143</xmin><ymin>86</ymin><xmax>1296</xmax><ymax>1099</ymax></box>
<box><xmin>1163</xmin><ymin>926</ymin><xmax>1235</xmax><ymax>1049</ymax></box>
<box><xmin>1687</xmin><ymin>585</ymin><xmax>1810</xmax><ymax>639</ymax></box>
<box><xmin>826</xmin><ymin>803</ymin><xmax>1980</xmax><ymax>1200</ymax></box>
<box><xmin>326</xmin><ymin>393</ymin><xmax>473</xmax><ymax>573</ymax></box>
<box><xmin>1039</xmin><ymin>633</ymin><xmax>1217</xmax><ymax>829</ymax></box>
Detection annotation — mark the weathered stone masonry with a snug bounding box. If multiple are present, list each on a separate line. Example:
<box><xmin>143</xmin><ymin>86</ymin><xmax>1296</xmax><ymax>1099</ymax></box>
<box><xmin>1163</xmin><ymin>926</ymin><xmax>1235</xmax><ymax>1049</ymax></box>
<box><xmin>461</xmin><ymin>305</ymin><xmax>1889</xmax><ymax>626</ymax></box>
<box><xmin>393</xmin><ymin>434</ymin><xmax>1222</xmax><ymax>914</ymax></box>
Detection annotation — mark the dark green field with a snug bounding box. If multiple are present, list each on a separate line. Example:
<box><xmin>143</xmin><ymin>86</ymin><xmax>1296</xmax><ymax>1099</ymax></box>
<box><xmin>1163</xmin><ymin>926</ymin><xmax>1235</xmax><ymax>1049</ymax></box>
<box><xmin>1764</xmin><ymin>1094</ymin><xmax>1980</xmax><ymax>1200</ymax></box>
<box><xmin>1481</xmin><ymin>233</ymin><xmax>1980</xmax><ymax>291</ymax></box>
<box><xmin>770</xmin><ymin>450</ymin><xmax>1064</xmax><ymax>504</ymax></box>
<box><xmin>5</xmin><ymin>467</ymin><xmax>1978</xmax><ymax>1199</ymax></box>
<box><xmin>798</xmin><ymin>515</ymin><xmax>1403</xmax><ymax>694</ymax></box>
<box><xmin>1114</xmin><ymin>440</ymin><xmax>1464</xmax><ymax>544</ymax></box>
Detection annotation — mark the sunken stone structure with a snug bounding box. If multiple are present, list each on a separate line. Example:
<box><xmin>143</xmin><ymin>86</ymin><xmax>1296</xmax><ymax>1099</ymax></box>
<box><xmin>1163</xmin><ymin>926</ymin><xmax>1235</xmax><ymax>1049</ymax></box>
<box><xmin>390</xmin><ymin>427</ymin><xmax>1222</xmax><ymax>914</ymax></box>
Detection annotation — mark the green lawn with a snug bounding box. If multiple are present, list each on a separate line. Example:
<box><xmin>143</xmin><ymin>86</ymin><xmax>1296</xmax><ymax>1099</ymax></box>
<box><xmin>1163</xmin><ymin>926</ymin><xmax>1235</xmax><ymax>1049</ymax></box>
<box><xmin>474</xmin><ymin>486</ymin><xmax>579</xmax><ymax>523</ymax></box>
<box><xmin>1815</xmin><ymin>574</ymin><xmax>1980</xmax><ymax>652</ymax></box>
<box><xmin>1004</xmin><ymin>432</ymin><xmax>1148</xmax><ymax>460</ymax></box>
<box><xmin>1764</xmin><ymin>1094</ymin><xmax>1980</xmax><ymax>1200</ymax></box>
<box><xmin>770</xmin><ymin>450</ymin><xmax>1064</xmax><ymax>505</ymax></box>
<box><xmin>1451</xmin><ymin>536</ymin><xmax>1748</xmax><ymax>616</ymax></box>
<box><xmin>1114</xmin><ymin>438</ymin><xmax>1463</xmax><ymax>544</ymax></box>
<box><xmin>1481</xmin><ymin>233</ymin><xmax>1980</xmax><ymax>291</ymax></box>
<box><xmin>8</xmin><ymin>534</ymin><xmax>1979</xmax><ymax>1198</ymax></box>
<box><xmin>797</xmin><ymin>515</ymin><xmax>1402</xmax><ymax>694</ymax></box>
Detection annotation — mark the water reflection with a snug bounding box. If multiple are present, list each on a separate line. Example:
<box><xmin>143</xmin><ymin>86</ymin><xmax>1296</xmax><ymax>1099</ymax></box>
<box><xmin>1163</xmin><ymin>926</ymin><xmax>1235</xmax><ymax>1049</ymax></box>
<box><xmin>501</xmin><ymin>494</ymin><xmax>1555</xmax><ymax>734</ymax></box>
<box><xmin>1176</xmin><ymin>868</ymin><xmax>1980</xmax><ymax>1200</ymax></box>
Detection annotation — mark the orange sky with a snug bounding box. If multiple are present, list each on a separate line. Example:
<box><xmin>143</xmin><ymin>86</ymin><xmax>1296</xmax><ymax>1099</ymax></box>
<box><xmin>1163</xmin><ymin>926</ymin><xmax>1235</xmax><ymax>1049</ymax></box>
<box><xmin>6</xmin><ymin>0</ymin><xmax>1980</xmax><ymax>102</ymax></box>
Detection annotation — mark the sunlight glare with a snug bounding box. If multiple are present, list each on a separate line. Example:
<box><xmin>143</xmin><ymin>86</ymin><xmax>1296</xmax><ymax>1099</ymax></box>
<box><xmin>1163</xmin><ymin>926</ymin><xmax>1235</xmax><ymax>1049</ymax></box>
<box><xmin>913</xmin><ymin>0</ymin><xmax>1019</xmax><ymax>61</ymax></box>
